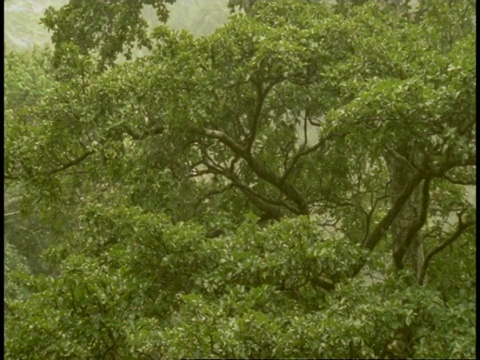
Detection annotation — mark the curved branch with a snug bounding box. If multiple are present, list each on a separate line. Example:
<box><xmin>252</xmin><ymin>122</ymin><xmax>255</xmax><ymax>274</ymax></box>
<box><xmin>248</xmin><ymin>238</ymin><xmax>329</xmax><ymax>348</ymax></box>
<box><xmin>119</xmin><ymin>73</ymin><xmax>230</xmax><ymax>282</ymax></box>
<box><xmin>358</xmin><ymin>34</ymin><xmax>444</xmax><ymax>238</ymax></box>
<box><xmin>282</xmin><ymin>135</ymin><xmax>328</xmax><ymax>183</ymax></box>
<box><xmin>198</xmin><ymin>127</ymin><xmax>309</xmax><ymax>214</ymax></box>
<box><xmin>46</xmin><ymin>150</ymin><xmax>94</xmax><ymax>175</ymax></box>
<box><xmin>362</xmin><ymin>169</ymin><xmax>426</xmax><ymax>251</ymax></box>
<box><xmin>361</xmin><ymin>194</ymin><xmax>390</xmax><ymax>244</ymax></box>
<box><xmin>30</xmin><ymin>124</ymin><xmax>164</xmax><ymax>178</ymax></box>
<box><xmin>360</xmin><ymin>153</ymin><xmax>472</xmax><ymax>256</ymax></box>
<box><xmin>243</xmin><ymin>153</ymin><xmax>309</xmax><ymax>214</ymax></box>
<box><xmin>419</xmin><ymin>216</ymin><xmax>475</xmax><ymax>286</ymax></box>
<box><xmin>203</xmin><ymin>160</ymin><xmax>299</xmax><ymax>216</ymax></box>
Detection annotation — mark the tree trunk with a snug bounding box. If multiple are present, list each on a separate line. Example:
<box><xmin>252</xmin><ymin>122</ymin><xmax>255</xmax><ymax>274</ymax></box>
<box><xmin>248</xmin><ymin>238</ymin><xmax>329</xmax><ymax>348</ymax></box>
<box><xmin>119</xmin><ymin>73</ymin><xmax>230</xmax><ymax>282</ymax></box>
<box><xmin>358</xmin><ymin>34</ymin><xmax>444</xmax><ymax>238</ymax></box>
<box><xmin>385</xmin><ymin>147</ymin><xmax>425</xmax><ymax>282</ymax></box>
<box><xmin>384</xmin><ymin>147</ymin><xmax>425</xmax><ymax>359</ymax></box>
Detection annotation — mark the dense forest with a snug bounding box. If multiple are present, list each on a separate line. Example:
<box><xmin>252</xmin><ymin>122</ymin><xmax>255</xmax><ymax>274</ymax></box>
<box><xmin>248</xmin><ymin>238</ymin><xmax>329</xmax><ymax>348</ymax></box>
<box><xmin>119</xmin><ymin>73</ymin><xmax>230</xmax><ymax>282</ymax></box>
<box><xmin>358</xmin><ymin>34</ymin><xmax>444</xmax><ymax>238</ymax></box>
<box><xmin>4</xmin><ymin>0</ymin><xmax>476</xmax><ymax>358</ymax></box>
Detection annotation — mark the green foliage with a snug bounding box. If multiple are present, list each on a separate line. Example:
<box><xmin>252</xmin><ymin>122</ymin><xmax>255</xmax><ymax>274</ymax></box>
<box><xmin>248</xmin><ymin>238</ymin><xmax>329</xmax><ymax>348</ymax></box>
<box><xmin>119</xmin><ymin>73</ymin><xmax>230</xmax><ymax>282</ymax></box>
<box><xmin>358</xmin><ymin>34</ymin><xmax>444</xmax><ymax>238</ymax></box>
<box><xmin>5</xmin><ymin>209</ymin><xmax>474</xmax><ymax>358</ymax></box>
<box><xmin>4</xmin><ymin>242</ymin><xmax>31</xmax><ymax>304</ymax></box>
<box><xmin>4</xmin><ymin>46</ymin><xmax>55</xmax><ymax>112</ymax></box>
<box><xmin>4</xmin><ymin>0</ymin><xmax>476</xmax><ymax>358</ymax></box>
<box><xmin>4</xmin><ymin>46</ymin><xmax>60</xmax><ymax>274</ymax></box>
<box><xmin>40</xmin><ymin>0</ymin><xmax>176</xmax><ymax>70</ymax></box>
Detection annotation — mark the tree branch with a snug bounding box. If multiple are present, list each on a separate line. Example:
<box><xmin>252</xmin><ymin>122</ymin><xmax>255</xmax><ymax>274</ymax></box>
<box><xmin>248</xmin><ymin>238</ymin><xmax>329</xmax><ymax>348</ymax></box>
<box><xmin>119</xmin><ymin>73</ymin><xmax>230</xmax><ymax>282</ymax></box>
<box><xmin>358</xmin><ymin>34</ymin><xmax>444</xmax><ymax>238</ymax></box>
<box><xmin>203</xmin><ymin>161</ymin><xmax>298</xmax><ymax>216</ymax></box>
<box><xmin>310</xmin><ymin>276</ymin><xmax>335</xmax><ymax>292</ymax></box>
<box><xmin>198</xmin><ymin>127</ymin><xmax>309</xmax><ymax>214</ymax></box>
<box><xmin>4</xmin><ymin>211</ymin><xmax>20</xmax><ymax>217</ymax></box>
<box><xmin>194</xmin><ymin>183</ymin><xmax>234</xmax><ymax>209</ymax></box>
<box><xmin>385</xmin><ymin>145</ymin><xmax>418</xmax><ymax>172</ymax></box>
<box><xmin>362</xmin><ymin>169</ymin><xmax>426</xmax><ymax>252</ymax></box>
<box><xmin>361</xmin><ymin>153</ymin><xmax>475</xmax><ymax>256</ymax></box>
<box><xmin>246</xmin><ymin>81</ymin><xmax>268</xmax><ymax>152</ymax></box>
<box><xmin>200</xmin><ymin>128</ymin><xmax>248</xmax><ymax>156</ymax></box>
<box><xmin>46</xmin><ymin>150</ymin><xmax>94</xmax><ymax>175</ymax></box>
<box><xmin>121</xmin><ymin>125</ymin><xmax>164</xmax><ymax>140</ymax></box>
<box><xmin>393</xmin><ymin>177</ymin><xmax>431</xmax><ymax>269</ymax></box>
<box><xmin>419</xmin><ymin>215</ymin><xmax>475</xmax><ymax>286</ymax></box>
<box><xmin>281</xmin><ymin>135</ymin><xmax>328</xmax><ymax>183</ymax></box>
<box><xmin>361</xmin><ymin>194</ymin><xmax>390</xmax><ymax>244</ymax></box>
<box><xmin>442</xmin><ymin>173</ymin><xmax>476</xmax><ymax>185</ymax></box>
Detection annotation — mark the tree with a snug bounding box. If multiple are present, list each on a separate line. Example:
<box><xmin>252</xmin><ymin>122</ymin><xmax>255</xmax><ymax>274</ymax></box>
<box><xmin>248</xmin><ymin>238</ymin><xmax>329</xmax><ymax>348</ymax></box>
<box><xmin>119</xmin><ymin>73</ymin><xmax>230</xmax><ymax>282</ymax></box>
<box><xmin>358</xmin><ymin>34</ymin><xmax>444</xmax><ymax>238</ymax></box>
<box><xmin>4</xmin><ymin>45</ymin><xmax>60</xmax><ymax>274</ymax></box>
<box><xmin>40</xmin><ymin>0</ymin><xmax>176</xmax><ymax>71</ymax></box>
<box><xmin>5</xmin><ymin>0</ymin><xmax>475</xmax><ymax>358</ymax></box>
<box><xmin>331</xmin><ymin>0</ymin><xmax>476</xmax><ymax>284</ymax></box>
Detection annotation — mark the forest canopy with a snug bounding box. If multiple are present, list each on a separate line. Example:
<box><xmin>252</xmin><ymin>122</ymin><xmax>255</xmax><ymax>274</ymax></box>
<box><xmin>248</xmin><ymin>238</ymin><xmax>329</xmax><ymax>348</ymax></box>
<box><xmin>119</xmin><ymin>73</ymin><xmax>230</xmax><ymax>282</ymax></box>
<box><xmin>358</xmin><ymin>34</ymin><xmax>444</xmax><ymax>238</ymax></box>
<box><xmin>4</xmin><ymin>0</ymin><xmax>476</xmax><ymax>358</ymax></box>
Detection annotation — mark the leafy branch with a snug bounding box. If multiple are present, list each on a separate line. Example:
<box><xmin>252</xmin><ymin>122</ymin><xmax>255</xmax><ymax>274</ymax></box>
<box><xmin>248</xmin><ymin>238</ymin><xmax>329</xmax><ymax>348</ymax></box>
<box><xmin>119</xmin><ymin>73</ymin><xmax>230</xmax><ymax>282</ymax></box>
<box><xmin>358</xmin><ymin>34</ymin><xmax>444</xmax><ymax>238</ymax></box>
<box><xmin>419</xmin><ymin>212</ymin><xmax>475</xmax><ymax>286</ymax></box>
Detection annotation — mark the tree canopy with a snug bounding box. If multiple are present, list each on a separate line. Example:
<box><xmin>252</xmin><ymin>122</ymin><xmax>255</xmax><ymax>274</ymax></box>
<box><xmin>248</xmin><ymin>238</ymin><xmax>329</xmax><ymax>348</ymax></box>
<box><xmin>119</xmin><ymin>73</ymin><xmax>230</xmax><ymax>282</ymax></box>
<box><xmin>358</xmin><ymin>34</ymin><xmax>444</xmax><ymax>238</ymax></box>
<box><xmin>4</xmin><ymin>0</ymin><xmax>476</xmax><ymax>358</ymax></box>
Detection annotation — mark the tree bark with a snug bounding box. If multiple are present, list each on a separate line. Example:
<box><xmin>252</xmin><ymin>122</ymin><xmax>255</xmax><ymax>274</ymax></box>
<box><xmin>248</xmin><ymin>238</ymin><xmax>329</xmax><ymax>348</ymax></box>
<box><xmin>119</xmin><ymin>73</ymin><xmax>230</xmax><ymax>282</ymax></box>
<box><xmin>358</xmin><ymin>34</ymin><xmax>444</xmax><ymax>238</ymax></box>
<box><xmin>385</xmin><ymin>146</ymin><xmax>425</xmax><ymax>282</ymax></box>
